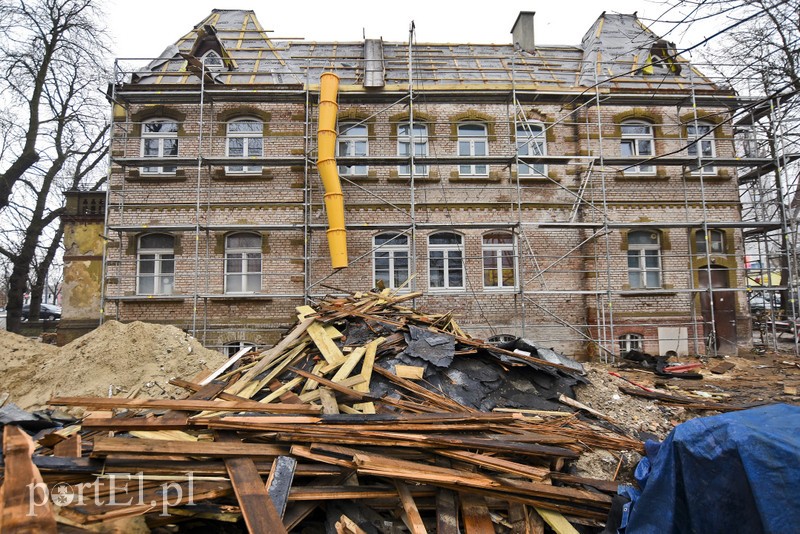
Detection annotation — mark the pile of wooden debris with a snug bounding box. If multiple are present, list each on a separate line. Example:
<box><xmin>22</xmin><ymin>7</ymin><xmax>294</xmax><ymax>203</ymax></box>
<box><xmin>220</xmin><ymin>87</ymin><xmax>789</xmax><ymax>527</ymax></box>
<box><xmin>1</xmin><ymin>290</ymin><xmax>643</xmax><ymax>533</ymax></box>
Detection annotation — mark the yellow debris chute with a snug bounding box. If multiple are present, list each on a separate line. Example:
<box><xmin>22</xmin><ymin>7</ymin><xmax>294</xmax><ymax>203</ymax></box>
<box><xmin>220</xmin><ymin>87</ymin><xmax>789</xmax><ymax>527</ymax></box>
<box><xmin>316</xmin><ymin>72</ymin><xmax>348</xmax><ymax>269</ymax></box>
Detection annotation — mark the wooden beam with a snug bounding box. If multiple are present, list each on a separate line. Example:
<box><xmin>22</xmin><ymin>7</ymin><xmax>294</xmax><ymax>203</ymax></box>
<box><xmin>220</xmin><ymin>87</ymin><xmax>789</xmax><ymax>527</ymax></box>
<box><xmin>53</xmin><ymin>434</ymin><xmax>82</xmax><ymax>458</ymax></box>
<box><xmin>395</xmin><ymin>480</ymin><xmax>428</xmax><ymax>534</ymax></box>
<box><xmin>307</xmin><ymin>321</ymin><xmax>345</xmax><ymax>364</ymax></box>
<box><xmin>460</xmin><ymin>492</ymin><xmax>494</xmax><ymax>533</ymax></box>
<box><xmin>91</xmin><ymin>436</ymin><xmax>287</xmax><ymax>459</ymax></box>
<box><xmin>217</xmin><ymin>432</ymin><xmax>287</xmax><ymax>533</ymax></box>
<box><xmin>226</xmin><ymin>317</ymin><xmax>314</xmax><ymax>396</ymax></box>
<box><xmin>48</xmin><ymin>397</ymin><xmax>321</xmax><ymax>414</ymax></box>
<box><xmin>534</xmin><ymin>508</ymin><xmax>579</xmax><ymax>534</ymax></box>
<box><xmin>1</xmin><ymin>425</ymin><xmax>57</xmax><ymax>533</ymax></box>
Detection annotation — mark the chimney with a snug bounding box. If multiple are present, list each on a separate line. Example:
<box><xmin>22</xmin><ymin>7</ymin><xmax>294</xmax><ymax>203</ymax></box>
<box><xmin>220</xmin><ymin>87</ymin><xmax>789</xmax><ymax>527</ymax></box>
<box><xmin>511</xmin><ymin>11</ymin><xmax>535</xmax><ymax>52</ymax></box>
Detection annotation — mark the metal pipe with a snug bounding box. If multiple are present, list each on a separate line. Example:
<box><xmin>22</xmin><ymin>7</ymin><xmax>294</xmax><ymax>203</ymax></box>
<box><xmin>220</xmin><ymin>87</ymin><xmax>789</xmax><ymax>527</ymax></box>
<box><xmin>316</xmin><ymin>72</ymin><xmax>348</xmax><ymax>269</ymax></box>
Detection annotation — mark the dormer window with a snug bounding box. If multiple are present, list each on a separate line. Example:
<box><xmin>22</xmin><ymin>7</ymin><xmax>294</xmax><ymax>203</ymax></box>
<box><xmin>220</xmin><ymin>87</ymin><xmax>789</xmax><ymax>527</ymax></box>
<box><xmin>202</xmin><ymin>50</ymin><xmax>224</xmax><ymax>70</ymax></box>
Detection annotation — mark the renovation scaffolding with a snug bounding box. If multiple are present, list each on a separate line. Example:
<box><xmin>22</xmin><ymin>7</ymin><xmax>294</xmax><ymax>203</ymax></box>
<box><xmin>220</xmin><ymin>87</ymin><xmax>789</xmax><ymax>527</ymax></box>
<box><xmin>101</xmin><ymin>25</ymin><xmax>800</xmax><ymax>358</ymax></box>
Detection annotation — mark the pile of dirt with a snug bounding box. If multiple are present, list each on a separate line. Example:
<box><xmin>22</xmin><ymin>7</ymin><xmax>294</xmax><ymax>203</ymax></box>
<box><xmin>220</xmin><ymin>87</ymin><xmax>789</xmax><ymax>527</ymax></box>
<box><xmin>0</xmin><ymin>321</ymin><xmax>227</xmax><ymax>411</ymax></box>
<box><xmin>575</xmin><ymin>365</ymin><xmax>692</xmax><ymax>439</ymax></box>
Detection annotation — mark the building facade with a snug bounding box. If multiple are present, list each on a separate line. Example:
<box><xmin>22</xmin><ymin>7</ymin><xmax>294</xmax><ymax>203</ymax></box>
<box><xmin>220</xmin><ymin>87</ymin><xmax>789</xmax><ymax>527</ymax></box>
<box><xmin>95</xmin><ymin>9</ymin><xmax>761</xmax><ymax>358</ymax></box>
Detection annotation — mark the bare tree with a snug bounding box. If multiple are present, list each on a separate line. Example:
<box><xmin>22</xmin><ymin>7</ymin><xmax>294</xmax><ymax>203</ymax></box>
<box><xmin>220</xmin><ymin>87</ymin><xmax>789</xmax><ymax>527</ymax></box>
<box><xmin>0</xmin><ymin>0</ymin><xmax>109</xmax><ymax>332</ymax></box>
<box><xmin>0</xmin><ymin>0</ymin><xmax>107</xmax><ymax>212</ymax></box>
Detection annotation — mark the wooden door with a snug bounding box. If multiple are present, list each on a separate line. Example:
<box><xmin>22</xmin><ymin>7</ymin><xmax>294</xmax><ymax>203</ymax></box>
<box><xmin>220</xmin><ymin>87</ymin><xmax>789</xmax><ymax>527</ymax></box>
<box><xmin>698</xmin><ymin>266</ymin><xmax>737</xmax><ymax>355</ymax></box>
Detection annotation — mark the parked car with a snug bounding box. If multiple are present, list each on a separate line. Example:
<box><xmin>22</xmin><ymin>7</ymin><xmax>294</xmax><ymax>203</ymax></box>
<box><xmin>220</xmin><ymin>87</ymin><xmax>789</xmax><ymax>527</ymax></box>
<box><xmin>749</xmin><ymin>293</ymin><xmax>781</xmax><ymax>313</ymax></box>
<box><xmin>21</xmin><ymin>303</ymin><xmax>61</xmax><ymax>321</ymax></box>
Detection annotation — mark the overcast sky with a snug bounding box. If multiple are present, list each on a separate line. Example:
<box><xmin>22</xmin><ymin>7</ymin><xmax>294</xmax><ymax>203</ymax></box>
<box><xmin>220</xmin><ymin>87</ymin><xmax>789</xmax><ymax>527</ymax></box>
<box><xmin>107</xmin><ymin>0</ymin><xmax>702</xmax><ymax>60</ymax></box>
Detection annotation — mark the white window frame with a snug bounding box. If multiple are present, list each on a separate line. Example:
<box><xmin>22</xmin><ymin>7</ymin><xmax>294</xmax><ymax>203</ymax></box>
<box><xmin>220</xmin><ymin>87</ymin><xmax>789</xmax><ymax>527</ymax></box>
<box><xmin>458</xmin><ymin>123</ymin><xmax>488</xmax><ymax>176</ymax></box>
<box><xmin>397</xmin><ymin>122</ymin><xmax>429</xmax><ymax>176</ymax></box>
<box><xmin>696</xmin><ymin>229</ymin><xmax>725</xmax><ymax>255</ymax></box>
<box><xmin>482</xmin><ymin>232</ymin><xmax>517</xmax><ymax>290</ymax></box>
<box><xmin>140</xmin><ymin>119</ymin><xmax>178</xmax><ymax>175</ymax></box>
<box><xmin>687</xmin><ymin>122</ymin><xmax>716</xmax><ymax>175</ymax></box>
<box><xmin>136</xmin><ymin>234</ymin><xmax>175</xmax><ymax>295</ymax></box>
<box><xmin>627</xmin><ymin>231</ymin><xmax>662</xmax><ymax>289</ymax></box>
<box><xmin>373</xmin><ymin>233</ymin><xmax>410</xmax><ymax>290</ymax></box>
<box><xmin>620</xmin><ymin>120</ymin><xmax>655</xmax><ymax>174</ymax></box>
<box><xmin>428</xmin><ymin>232</ymin><xmax>465</xmax><ymax>291</ymax></box>
<box><xmin>224</xmin><ymin>232</ymin><xmax>263</xmax><ymax>294</ymax></box>
<box><xmin>516</xmin><ymin>122</ymin><xmax>547</xmax><ymax>177</ymax></box>
<box><xmin>338</xmin><ymin>122</ymin><xmax>369</xmax><ymax>176</ymax></box>
<box><xmin>619</xmin><ymin>333</ymin><xmax>644</xmax><ymax>353</ymax></box>
<box><xmin>226</xmin><ymin>118</ymin><xmax>263</xmax><ymax>175</ymax></box>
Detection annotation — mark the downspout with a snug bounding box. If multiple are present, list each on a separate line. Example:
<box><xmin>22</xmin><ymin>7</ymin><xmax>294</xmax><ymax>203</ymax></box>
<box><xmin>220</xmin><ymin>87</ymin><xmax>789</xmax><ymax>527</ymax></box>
<box><xmin>316</xmin><ymin>72</ymin><xmax>348</xmax><ymax>269</ymax></box>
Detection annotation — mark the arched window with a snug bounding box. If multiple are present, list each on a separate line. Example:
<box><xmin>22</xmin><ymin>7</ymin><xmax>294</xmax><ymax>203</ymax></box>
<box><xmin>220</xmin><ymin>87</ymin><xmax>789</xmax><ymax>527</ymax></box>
<box><xmin>627</xmin><ymin>231</ymin><xmax>661</xmax><ymax>289</ymax></box>
<box><xmin>225</xmin><ymin>232</ymin><xmax>262</xmax><ymax>293</ymax></box>
<box><xmin>373</xmin><ymin>233</ymin><xmax>409</xmax><ymax>290</ymax></box>
<box><xmin>338</xmin><ymin>122</ymin><xmax>368</xmax><ymax>176</ymax></box>
<box><xmin>397</xmin><ymin>122</ymin><xmax>428</xmax><ymax>176</ymax></box>
<box><xmin>223</xmin><ymin>341</ymin><xmax>256</xmax><ymax>358</ymax></box>
<box><xmin>620</xmin><ymin>120</ymin><xmax>655</xmax><ymax>174</ymax></box>
<box><xmin>482</xmin><ymin>232</ymin><xmax>516</xmax><ymax>289</ymax></box>
<box><xmin>696</xmin><ymin>229</ymin><xmax>725</xmax><ymax>255</ymax></box>
<box><xmin>516</xmin><ymin>122</ymin><xmax>547</xmax><ymax>177</ymax></box>
<box><xmin>458</xmin><ymin>123</ymin><xmax>488</xmax><ymax>176</ymax></box>
<box><xmin>141</xmin><ymin>119</ymin><xmax>178</xmax><ymax>175</ymax></box>
<box><xmin>687</xmin><ymin>121</ymin><xmax>716</xmax><ymax>174</ymax></box>
<box><xmin>619</xmin><ymin>333</ymin><xmax>643</xmax><ymax>353</ymax></box>
<box><xmin>137</xmin><ymin>234</ymin><xmax>175</xmax><ymax>295</ymax></box>
<box><xmin>428</xmin><ymin>232</ymin><xmax>464</xmax><ymax>290</ymax></box>
<box><xmin>202</xmin><ymin>50</ymin><xmax>224</xmax><ymax>69</ymax></box>
<box><xmin>226</xmin><ymin>118</ymin><xmax>263</xmax><ymax>174</ymax></box>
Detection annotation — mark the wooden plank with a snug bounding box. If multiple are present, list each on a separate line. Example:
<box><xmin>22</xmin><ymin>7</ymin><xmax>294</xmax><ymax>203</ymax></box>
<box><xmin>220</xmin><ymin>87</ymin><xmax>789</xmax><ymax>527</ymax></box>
<box><xmin>251</xmin><ymin>342</ymin><xmax>309</xmax><ymax>394</ymax></box>
<box><xmin>266</xmin><ymin>455</ymin><xmax>297</xmax><ymax>519</ymax></box>
<box><xmin>48</xmin><ymin>397</ymin><xmax>321</xmax><ymax>414</ymax></box>
<box><xmin>354</xmin><ymin>337</ymin><xmax>382</xmax><ymax>393</ymax></box>
<box><xmin>557</xmin><ymin>394</ymin><xmax>614</xmax><ymax>422</ymax></box>
<box><xmin>53</xmin><ymin>434</ymin><xmax>82</xmax><ymax>458</ymax></box>
<box><xmin>91</xmin><ymin>436</ymin><xmax>287</xmax><ymax>459</ymax></box>
<box><xmin>336</xmin><ymin>514</ymin><xmax>368</xmax><ymax>534</ymax></box>
<box><xmin>509</xmin><ymin>503</ymin><xmax>545</xmax><ymax>534</ymax></box>
<box><xmin>227</xmin><ymin>317</ymin><xmax>314</xmax><ymax>396</ymax></box>
<box><xmin>319</xmin><ymin>389</ymin><xmax>341</xmax><ymax>415</ymax></box>
<box><xmin>162</xmin><ymin>380</ymin><xmax>227</xmax><ymax>424</ymax></box>
<box><xmin>460</xmin><ymin>492</ymin><xmax>494</xmax><ymax>533</ymax></box>
<box><xmin>395</xmin><ymin>480</ymin><xmax>428</xmax><ymax>534</ymax></box>
<box><xmin>259</xmin><ymin>377</ymin><xmax>305</xmax><ymax>404</ymax></box>
<box><xmin>534</xmin><ymin>508</ymin><xmax>579</xmax><ymax>534</ymax></box>
<box><xmin>330</xmin><ymin>347</ymin><xmax>367</xmax><ymax>383</ymax></box>
<box><xmin>395</xmin><ymin>365</ymin><xmax>425</xmax><ymax>380</ymax></box>
<box><xmin>307</xmin><ymin>321</ymin><xmax>345</xmax><ymax>364</ymax></box>
<box><xmin>286</xmin><ymin>485</ymin><xmax>436</xmax><ymax>501</ymax></box>
<box><xmin>1</xmin><ymin>425</ymin><xmax>57</xmax><ymax>533</ymax></box>
<box><xmin>217</xmin><ymin>432</ymin><xmax>287</xmax><ymax>534</ymax></box>
<box><xmin>436</xmin><ymin>449</ymin><xmax>550</xmax><ymax>481</ymax></box>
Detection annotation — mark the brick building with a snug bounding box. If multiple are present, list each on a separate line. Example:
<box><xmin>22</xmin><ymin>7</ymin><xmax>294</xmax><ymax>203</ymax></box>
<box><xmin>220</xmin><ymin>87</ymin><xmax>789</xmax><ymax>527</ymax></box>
<box><xmin>90</xmin><ymin>9</ymin><xmax>765</xmax><ymax>357</ymax></box>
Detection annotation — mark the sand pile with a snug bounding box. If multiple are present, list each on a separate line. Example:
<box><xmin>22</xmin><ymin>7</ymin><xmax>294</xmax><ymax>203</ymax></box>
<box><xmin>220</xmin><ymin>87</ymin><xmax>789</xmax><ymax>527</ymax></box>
<box><xmin>0</xmin><ymin>321</ymin><xmax>227</xmax><ymax>411</ymax></box>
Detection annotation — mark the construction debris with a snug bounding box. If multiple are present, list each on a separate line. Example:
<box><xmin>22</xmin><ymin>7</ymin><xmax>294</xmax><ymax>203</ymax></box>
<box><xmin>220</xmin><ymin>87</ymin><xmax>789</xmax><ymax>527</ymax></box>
<box><xmin>1</xmin><ymin>291</ymin><xmax>645</xmax><ymax>532</ymax></box>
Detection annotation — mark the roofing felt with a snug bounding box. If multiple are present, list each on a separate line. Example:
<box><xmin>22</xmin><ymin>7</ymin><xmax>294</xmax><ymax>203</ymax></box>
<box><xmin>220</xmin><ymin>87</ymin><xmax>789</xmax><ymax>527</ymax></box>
<box><xmin>127</xmin><ymin>9</ymin><xmax>719</xmax><ymax>92</ymax></box>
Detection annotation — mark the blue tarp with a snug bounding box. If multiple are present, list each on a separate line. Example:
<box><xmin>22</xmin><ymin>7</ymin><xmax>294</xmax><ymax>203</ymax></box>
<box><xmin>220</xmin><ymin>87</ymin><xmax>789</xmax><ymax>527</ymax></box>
<box><xmin>625</xmin><ymin>404</ymin><xmax>800</xmax><ymax>533</ymax></box>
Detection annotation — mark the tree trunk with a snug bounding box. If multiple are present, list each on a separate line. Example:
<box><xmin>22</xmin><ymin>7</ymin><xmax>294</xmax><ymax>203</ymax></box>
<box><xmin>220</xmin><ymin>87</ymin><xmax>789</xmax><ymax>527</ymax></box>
<box><xmin>5</xmin><ymin>260</ymin><xmax>29</xmax><ymax>333</ymax></box>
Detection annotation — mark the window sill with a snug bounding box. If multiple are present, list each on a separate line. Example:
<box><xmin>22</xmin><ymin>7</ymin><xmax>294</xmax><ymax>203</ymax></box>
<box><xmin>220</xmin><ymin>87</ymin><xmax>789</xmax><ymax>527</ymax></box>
<box><xmin>619</xmin><ymin>290</ymin><xmax>678</xmax><ymax>297</ymax></box>
<box><xmin>389</xmin><ymin>174</ymin><xmax>439</xmax><ymax>183</ymax></box>
<box><xmin>110</xmin><ymin>295</ymin><xmax>187</xmax><ymax>302</ymax></box>
<box><xmin>213</xmin><ymin>169</ymin><xmax>272</xmax><ymax>180</ymax></box>
<box><xmin>683</xmin><ymin>172</ymin><xmax>731</xmax><ymax>182</ymax></box>
<box><xmin>200</xmin><ymin>294</ymin><xmax>275</xmax><ymax>301</ymax></box>
<box><xmin>614</xmin><ymin>173</ymin><xmax>668</xmax><ymax>181</ymax></box>
<box><xmin>483</xmin><ymin>287</ymin><xmax>519</xmax><ymax>293</ymax></box>
<box><xmin>450</xmin><ymin>174</ymin><xmax>500</xmax><ymax>183</ymax></box>
<box><xmin>427</xmin><ymin>288</ymin><xmax>467</xmax><ymax>295</ymax></box>
<box><xmin>127</xmin><ymin>169</ymin><xmax>187</xmax><ymax>182</ymax></box>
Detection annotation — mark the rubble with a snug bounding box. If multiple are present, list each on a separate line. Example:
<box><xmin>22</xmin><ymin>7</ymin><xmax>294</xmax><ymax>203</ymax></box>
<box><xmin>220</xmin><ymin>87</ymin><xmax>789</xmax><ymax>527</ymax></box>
<box><xmin>2</xmin><ymin>291</ymin><xmax>795</xmax><ymax>532</ymax></box>
<box><xmin>0</xmin><ymin>291</ymin><xmax>645</xmax><ymax>533</ymax></box>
